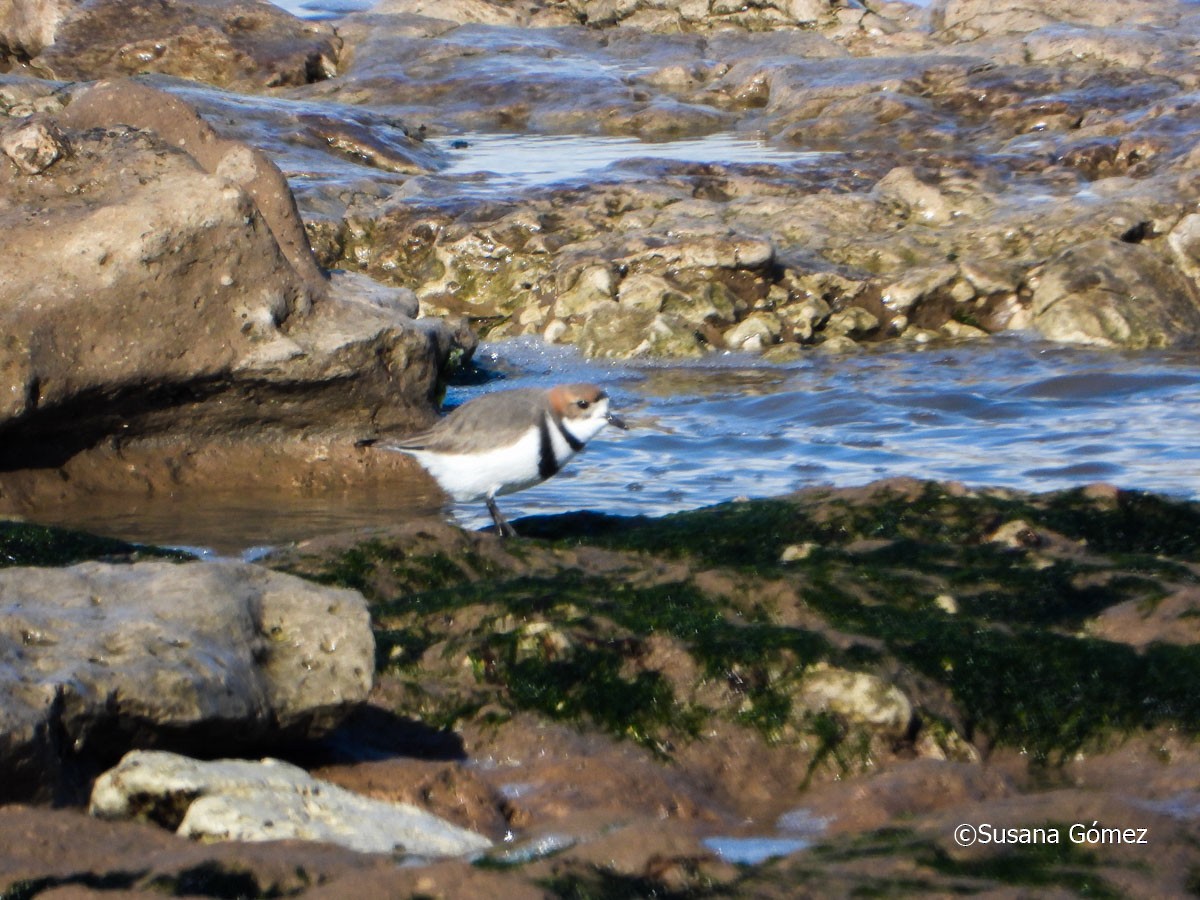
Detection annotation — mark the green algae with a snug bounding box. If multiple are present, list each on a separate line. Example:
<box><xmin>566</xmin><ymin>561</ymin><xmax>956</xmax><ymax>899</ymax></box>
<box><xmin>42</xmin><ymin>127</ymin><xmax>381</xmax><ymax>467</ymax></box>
<box><xmin>301</xmin><ymin>481</ymin><xmax>1200</xmax><ymax>763</ymax></box>
<box><xmin>512</xmin><ymin>484</ymin><xmax>1200</xmax><ymax>761</ymax></box>
<box><xmin>805</xmin><ymin>578</ymin><xmax>1200</xmax><ymax>763</ymax></box>
<box><xmin>304</xmin><ymin>539</ymin><xmax>496</xmax><ymax>602</ymax></box>
<box><xmin>373</xmin><ymin>572</ymin><xmax>846</xmax><ymax>748</ymax></box>
<box><xmin>530</xmin><ymin>482</ymin><xmax>1200</xmax><ymax>575</ymax></box>
<box><xmin>0</xmin><ymin>520</ymin><xmax>190</xmax><ymax>568</ymax></box>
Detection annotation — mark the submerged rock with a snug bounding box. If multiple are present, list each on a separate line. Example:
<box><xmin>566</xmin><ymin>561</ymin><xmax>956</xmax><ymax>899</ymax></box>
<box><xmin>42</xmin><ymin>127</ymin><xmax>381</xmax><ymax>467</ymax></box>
<box><xmin>91</xmin><ymin>750</ymin><xmax>491</xmax><ymax>858</ymax></box>
<box><xmin>0</xmin><ymin>560</ymin><xmax>373</xmax><ymax>801</ymax></box>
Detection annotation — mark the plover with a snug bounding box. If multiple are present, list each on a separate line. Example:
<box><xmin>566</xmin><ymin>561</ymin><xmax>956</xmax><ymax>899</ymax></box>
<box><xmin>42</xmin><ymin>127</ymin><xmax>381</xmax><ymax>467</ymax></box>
<box><xmin>376</xmin><ymin>383</ymin><xmax>627</xmax><ymax>537</ymax></box>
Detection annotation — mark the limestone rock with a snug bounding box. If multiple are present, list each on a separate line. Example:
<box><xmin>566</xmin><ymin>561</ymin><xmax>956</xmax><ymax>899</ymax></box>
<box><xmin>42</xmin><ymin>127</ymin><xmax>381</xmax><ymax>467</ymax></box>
<box><xmin>934</xmin><ymin>0</ymin><xmax>1142</xmax><ymax>41</ymax></box>
<box><xmin>91</xmin><ymin>750</ymin><xmax>491</xmax><ymax>858</ymax></box>
<box><xmin>577</xmin><ymin>307</ymin><xmax>706</xmax><ymax>358</ymax></box>
<box><xmin>0</xmin><ymin>115</ymin><xmax>65</xmax><ymax>174</ymax></box>
<box><xmin>1031</xmin><ymin>239</ymin><xmax>1200</xmax><ymax>349</ymax></box>
<box><xmin>882</xmin><ymin>265</ymin><xmax>958</xmax><ymax>315</ymax></box>
<box><xmin>0</xmin><ymin>561</ymin><xmax>374</xmax><ymax>801</ymax></box>
<box><xmin>824</xmin><ymin>306</ymin><xmax>880</xmax><ymax>339</ymax></box>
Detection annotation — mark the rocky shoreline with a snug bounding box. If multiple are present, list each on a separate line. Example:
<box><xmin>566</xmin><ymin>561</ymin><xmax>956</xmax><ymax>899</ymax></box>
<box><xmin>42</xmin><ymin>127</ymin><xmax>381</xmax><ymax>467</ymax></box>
<box><xmin>3</xmin><ymin>479</ymin><xmax>1200</xmax><ymax>895</ymax></box>
<box><xmin>4</xmin><ymin>0</ymin><xmax>1200</xmax><ymax>895</ymax></box>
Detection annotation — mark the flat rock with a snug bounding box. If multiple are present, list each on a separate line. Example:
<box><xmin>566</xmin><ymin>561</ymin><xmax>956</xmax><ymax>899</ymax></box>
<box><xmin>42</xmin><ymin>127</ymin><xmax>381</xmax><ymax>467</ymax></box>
<box><xmin>91</xmin><ymin>750</ymin><xmax>492</xmax><ymax>858</ymax></box>
<box><xmin>0</xmin><ymin>560</ymin><xmax>373</xmax><ymax>801</ymax></box>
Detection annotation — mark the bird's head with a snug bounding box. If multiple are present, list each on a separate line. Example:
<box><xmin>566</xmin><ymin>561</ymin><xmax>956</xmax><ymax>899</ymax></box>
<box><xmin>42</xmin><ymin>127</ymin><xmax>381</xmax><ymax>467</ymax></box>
<box><xmin>550</xmin><ymin>383</ymin><xmax>628</xmax><ymax>443</ymax></box>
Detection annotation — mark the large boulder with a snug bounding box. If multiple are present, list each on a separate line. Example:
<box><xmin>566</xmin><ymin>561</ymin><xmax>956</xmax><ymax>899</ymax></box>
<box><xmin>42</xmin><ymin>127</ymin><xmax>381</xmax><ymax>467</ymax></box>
<box><xmin>0</xmin><ymin>560</ymin><xmax>374</xmax><ymax>802</ymax></box>
<box><xmin>0</xmin><ymin>80</ymin><xmax>456</xmax><ymax>508</ymax></box>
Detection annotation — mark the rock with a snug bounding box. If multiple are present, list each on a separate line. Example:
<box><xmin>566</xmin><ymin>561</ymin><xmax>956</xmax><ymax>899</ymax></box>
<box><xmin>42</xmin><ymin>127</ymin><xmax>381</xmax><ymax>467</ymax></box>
<box><xmin>798</xmin><ymin>663</ymin><xmax>914</xmax><ymax>737</ymax></box>
<box><xmin>984</xmin><ymin>520</ymin><xmax>1040</xmax><ymax>549</ymax></box>
<box><xmin>0</xmin><ymin>560</ymin><xmax>373</xmax><ymax>801</ymax></box>
<box><xmin>780</xmin><ymin>542</ymin><xmax>817</xmax><ymax>563</ymax></box>
<box><xmin>940</xmin><ymin>320</ymin><xmax>988</xmax><ymax>339</ymax></box>
<box><xmin>882</xmin><ymin>265</ymin><xmax>958</xmax><ymax>315</ymax></box>
<box><xmin>0</xmin><ymin>80</ymin><xmax>455</xmax><ymax>504</ymax></box>
<box><xmin>554</xmin><ymin>263</ymin><xmax>617</xmax><ymax>318</ymax></box>
<box><xmin>0</xmin><ymin>0</ymin><xmax>74</xmax><ymax>59</ymax></box>
<box><xmin>1167</xmin><ymin>213</ymin><xmax>1200</xmax><ymax>281</ymax></box>
<box><xmin>779</xmin><ymin>295</ymin><xmax>832</xmax><ymax>342</ymax></box>
<box><xmin>959</xmin><ymin>260</ymin><xmax>1022</xmax><ymax>296</ymax></box>
<box><xmin>1031</xmin><ymin>239</ymin><xmax>1200</xmax><ymax>349</ymax></box>
<box><xmin>91</xmin><ymin>750</ymin><xmax>491</xmax><ymax>858</ymax></box>
<box><xmin>617</xmin><ymin>272</ymin><xmax>682</xmax><ymax>313</ymax></box>
<box><xmin>723</xmin><ymin>311</ymin><xmax>782</xmax><ymax>353</ymax></box>
<box><xmin>0</xmin><ymin>115</ymin><xmax>65</xmax><ymax>173</ymax></box>
<box><xmin>824</xmin><ymin>306</ymin><xmax>880</xmax><ymax>339</ymax></box>
<box><xmin>934</xmin><ymin>0</ymin><xmax>1140</xmax><ymax>41</ymax></box>
<box><xmin>876</xmin><ymin>167</ymin><xmax>956</xmax><ymax>227</ymax></box>
<box><xmin>18</xmin><ymin>0</ymin><xmax>342</xmax><ymax>91</ymax></box>
<box><xmin>577</xmin><ymin>306</ymin><xmax>706</xmax><ymax>358</ymax></box>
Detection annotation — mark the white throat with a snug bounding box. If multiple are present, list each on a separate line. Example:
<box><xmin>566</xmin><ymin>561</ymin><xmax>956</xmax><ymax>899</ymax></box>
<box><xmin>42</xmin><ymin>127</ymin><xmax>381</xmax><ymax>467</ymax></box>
<box><xmin>559</xmin><ymin>399</ymin><xmax>612</xmax><ymax>446</ymax></box>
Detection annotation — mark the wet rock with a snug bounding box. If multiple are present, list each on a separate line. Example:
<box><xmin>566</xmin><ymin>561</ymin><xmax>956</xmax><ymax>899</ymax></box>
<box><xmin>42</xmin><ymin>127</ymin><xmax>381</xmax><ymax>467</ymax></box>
<box><xmin>0</xmin><ymin>560</ymin><xmax>373</xmax><ymax>802</ymax></box>
<box><xmin>577</xmin><ymin>306</ymin><xmax>706</xmax><ymax>358</ymax></box>
<box><xmin>779</xmin><ymin>295</ymin><xmax>832</xmax><ymax>342</ymax></box>
<box><xmin>1167</xmin><ymin>212</ymin><xmax>1200</xmax><ymax>281</ymax></box>
<box><xmin>881</xmin><ymin>265</ymin><xmax>958</xmax><ymax>316</ymax></box>
<box><xmin>932</xmin><ymin>0</ymin><xmax>1135</xmax><ymax>42</ymax></box>
<box><xmin>939</xmin><ymin>319</ymin><xmax>988</xmax><ymax>340</ymax></box>
<box><xmin>379</xmin><ymin>0</ymin><xmax>840</xmax><ymax>31</ymax></box>
<box><xmin>876</xmin><ymin>166</ymin><xmax>957</xmax><ymax>227</ymax></box>
<box><xmin>824</xmin><ymin>306</ymin><xmax>880</xmax><ymax>339</ymax></box>
<box><xmin>1031</xmin><ymin>239</ymin><xmax>1200</xmax><ymax>348</ymax></box>
<box><xmin>12</xmin><ymin>0</ymin><xmax>341</xmax><ymax>91</ymax></box>
<box><xmin>91</xmin><ymin>750</ymin><xmax>491</xmax><ymax>858</ymax></box>
<box><xmin>723</xmin><ymin>311</ymin><xmax>782</xmax><ymax>353</ymax></box>
<box><xmin>1086</xmin><ymin>586</ymin><xmax>1200</xmax><ymax>649</ymax></box>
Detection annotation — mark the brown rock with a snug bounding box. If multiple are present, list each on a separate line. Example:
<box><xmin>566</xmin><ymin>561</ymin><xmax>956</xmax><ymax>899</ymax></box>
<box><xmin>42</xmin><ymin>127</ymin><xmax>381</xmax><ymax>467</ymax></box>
<box><xmin>21</xmin><ymin>0</ymin><xmax>341</xmax><ymax>91</ymax></box>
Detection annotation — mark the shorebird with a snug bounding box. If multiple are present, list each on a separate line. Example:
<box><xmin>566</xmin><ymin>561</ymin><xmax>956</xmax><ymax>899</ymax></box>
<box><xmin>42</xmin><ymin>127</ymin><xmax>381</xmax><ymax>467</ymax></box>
<box><xmin>376</xmin><ymin>383</ymin><xmax>627</xmax><ymax>537</ymax></box>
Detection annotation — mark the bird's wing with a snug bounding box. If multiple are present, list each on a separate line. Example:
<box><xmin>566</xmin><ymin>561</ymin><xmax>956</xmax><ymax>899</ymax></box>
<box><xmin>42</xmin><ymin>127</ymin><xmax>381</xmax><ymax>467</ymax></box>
<box><xmin>376</xmin><ymin>389</ymin><xmax>547</xmax><ymax>455</ymax></box>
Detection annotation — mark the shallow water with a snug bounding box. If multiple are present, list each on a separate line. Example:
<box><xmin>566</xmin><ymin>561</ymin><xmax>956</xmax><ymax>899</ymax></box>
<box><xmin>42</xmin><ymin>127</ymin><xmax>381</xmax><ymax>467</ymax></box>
<box><xmin>436</xmin><ymin>335</ymin><xmax>1200</xmax><ymax>532</ymax></box>
<box><xmin>40</xmin><ymin>335</ymin><xmax>1200</xmax><ymax>555</ymax></box>
<box><xmin>432</xmin><ymin>131</ymin><xmax>826</xmax><ymax>194</ymax></box>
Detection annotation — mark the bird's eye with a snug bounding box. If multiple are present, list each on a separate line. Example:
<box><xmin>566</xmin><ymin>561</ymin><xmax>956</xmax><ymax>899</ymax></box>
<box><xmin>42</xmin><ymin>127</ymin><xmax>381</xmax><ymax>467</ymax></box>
<box><xmin>576</xmin><ymin>399</ymin><xmax>590</xmax><ymax>409</ymax></box>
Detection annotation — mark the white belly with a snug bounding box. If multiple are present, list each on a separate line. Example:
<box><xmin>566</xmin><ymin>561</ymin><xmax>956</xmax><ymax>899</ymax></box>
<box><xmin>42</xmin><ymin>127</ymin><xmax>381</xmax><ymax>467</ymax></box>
<box><xmin>406</xmin><ymin>426</ymin><xmax>578</xmax><ymax>501</ymax></box>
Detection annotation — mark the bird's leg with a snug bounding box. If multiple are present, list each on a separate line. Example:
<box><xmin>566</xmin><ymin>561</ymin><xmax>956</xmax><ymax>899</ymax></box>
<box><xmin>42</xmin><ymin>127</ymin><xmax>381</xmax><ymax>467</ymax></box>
<box><xmin>486</xmin><ymin>495</ymin><xmax>518</xmax><ymax>539</ymax></box>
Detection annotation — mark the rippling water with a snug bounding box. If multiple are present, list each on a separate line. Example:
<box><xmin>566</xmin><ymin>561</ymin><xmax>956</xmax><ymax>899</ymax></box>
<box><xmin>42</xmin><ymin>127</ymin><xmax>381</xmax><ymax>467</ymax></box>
<box><xmin>439</xmin><ymin>335</ymin><xmax>1200</xmax><ymax>532</ymax></box>
<box><xmin>433</xmin><ymin>132</ymin><xmax>825</xmax><ymax>193</ymax></box>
